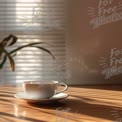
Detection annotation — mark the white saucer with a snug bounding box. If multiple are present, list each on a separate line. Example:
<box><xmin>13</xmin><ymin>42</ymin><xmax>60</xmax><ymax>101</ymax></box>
<box><xmin>14</xmin><ymin>92</ymin><xmax>68</xmax><ymax>103</ymax></box>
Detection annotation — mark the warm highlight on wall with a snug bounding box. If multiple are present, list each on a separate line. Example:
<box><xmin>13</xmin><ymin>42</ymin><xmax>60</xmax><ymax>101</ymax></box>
<box><xmin>66</xmin><ymin>0</ymin><xmax>122</xmax><ymax>85</ymax></box>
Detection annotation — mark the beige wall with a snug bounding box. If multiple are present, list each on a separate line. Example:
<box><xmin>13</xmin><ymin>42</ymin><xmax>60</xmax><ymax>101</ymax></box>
<box><xmin>66</xmin><ymin>0</ymin><xmax>122</xmax><ymax>85</ymax></box>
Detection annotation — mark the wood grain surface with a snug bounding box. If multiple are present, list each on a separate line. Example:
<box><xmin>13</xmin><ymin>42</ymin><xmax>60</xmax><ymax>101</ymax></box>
<box><xmin>0</xmin><ymin>85</ymin><xmax>122</xmax><ymax>122</ymax></box>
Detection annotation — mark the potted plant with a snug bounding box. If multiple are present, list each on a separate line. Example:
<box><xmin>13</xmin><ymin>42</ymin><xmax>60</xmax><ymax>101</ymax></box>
<box><xmin>0</xmin><ymin>34</ymin><xmax>55</xmax><ymax>71</ymax></box>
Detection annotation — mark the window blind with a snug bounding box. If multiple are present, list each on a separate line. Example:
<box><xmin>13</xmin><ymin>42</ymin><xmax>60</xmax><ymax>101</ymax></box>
<box><xmin>0</xmin><ymin>0</ymin><xmax>66</xmax><ymax>85</ymax></box>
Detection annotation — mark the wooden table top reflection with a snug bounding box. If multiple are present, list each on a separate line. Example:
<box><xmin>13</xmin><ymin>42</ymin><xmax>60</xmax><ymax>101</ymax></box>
<box><xmin>0</xmin><ymin>85</ymin><xmax>122</xmax><ymax>122</ymax></box>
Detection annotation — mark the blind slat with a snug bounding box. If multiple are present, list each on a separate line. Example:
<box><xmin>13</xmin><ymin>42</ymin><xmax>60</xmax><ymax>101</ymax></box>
<box><xmin>0</xmin><ymin>0</ymin><xmax>66</xmax><ymax>84</ymax></box>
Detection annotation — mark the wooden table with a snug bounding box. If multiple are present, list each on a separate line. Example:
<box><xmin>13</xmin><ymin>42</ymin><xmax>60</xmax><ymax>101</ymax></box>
<box><xmin>0</xmin><ymin>85</ymin><xmax>122</xmax><ymax>122</ymax></box>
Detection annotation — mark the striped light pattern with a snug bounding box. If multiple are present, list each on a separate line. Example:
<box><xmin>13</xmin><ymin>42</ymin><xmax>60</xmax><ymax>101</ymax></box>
<box><xmin>0</xmin><ymin>0</ymin><xmax>66</xmax><ymax>85</ymax></box>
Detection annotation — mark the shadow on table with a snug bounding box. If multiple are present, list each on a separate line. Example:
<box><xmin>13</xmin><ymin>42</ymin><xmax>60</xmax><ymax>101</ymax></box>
<box><xmin>28</xmin><ymin>95</ymin><xmax>122</xmax><ymax>122</ymax></box>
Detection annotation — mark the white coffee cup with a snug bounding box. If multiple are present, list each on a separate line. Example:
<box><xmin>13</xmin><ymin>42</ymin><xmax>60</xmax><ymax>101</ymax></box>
<box><xmin>23</xmin><ymin>81</ymin><xmax>68</xmax><ymax>99</ymax></box>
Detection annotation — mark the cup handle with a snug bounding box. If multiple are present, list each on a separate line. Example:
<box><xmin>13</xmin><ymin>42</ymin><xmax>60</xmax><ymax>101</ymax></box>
<box><xmin>56</xmin><ymin>82</ymin><xmax>68</xmax><ymax>94</ymax></box>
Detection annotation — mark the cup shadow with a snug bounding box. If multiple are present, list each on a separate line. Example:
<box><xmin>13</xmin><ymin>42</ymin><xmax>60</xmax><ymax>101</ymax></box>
<box><xmin>28</xmin><ymin>96</ymin><xmax>122</xmax><ymax>122</ymax></box>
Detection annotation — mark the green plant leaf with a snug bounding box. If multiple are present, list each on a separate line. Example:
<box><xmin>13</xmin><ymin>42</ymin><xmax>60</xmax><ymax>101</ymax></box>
<box><xmin>2</xmin><ymin>48</ymin><xmax>15</xmax><ymax>71</ymax></box>
<box><xmin>0</xmin><ymin>52</ymin><xmax>16</xmax><ymax>70</ymax></box>
<box><xmin>0</xmin><ymin>41</ymin><xmax>55</xmax><ymax>71</ymax></box>
<box><xmin>8</xmin><ymin>35</ymin><xmax>17</xmax><ymax>46</ymax></box>
<box><xmin>10</xmin><ymin>42</ymin><xmax>52</xmax><ymax>54</ymax></box>
<box><xmin>1</xmin><ymin>34</ymin><xmax>13</xmax><ymax>47</ymax></box>
<box><xmin>0</xmin><ymin>48</ymin><xmax>3</xmax><ymax>58</ymax></box>
<box><xmin>1</xmin><ymin>34</ymin><xmax>17</xmax><ymax>47</ymax></box>
<box><xmin>31</xmin><ymin>46</ymin><xmax>55</xmax><ymax>60</ymax></box>
<box><xmin>0</xmin><ymin>56</ymin><xmax>7</xmax><ymax>69</ymax></box>
<box><xmin>3</xmin><ymin>34</ymin><xmax>12</xmax><ymax>41</ymax></box>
